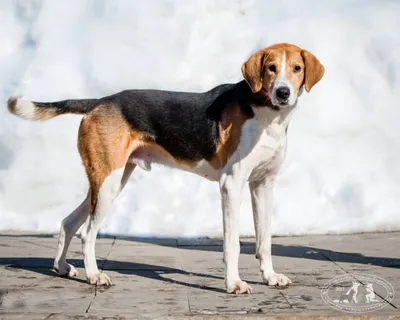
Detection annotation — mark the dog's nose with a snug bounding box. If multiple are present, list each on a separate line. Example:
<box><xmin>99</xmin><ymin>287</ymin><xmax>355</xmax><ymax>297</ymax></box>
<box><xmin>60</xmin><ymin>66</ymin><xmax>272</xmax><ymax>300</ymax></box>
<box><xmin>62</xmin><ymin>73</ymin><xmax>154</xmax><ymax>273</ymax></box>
<box><xmin>276</xmin><ymin>87</ymin><xmax>290</xmax><ymax>100</ymax></box>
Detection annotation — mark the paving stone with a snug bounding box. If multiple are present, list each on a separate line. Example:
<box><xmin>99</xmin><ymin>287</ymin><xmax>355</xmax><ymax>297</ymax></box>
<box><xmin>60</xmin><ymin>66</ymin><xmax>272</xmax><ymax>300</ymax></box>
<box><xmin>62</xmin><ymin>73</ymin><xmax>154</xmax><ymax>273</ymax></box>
<box><xmin>177</xmin><ymin>246</ymin><xmax>224</xmax><ymax>272</ymax></box>
<box><xmin>157</xmin><ymin>266</ymin><xmax>290</xmax><ymax>315</ymax></box>
<box><xmin>88</xmin><ymin>272</ymin><xmax>189</xmax><ymax>317</ymax></box>
<box><xmin>0</xmin><ymin>266</ymin><xmax>61</xmax><ymax>289</ymax></box>
<box><xmin>0</xmin><ymin>288</ymin><xmax>92</xmax><ymax>314</ymax></box>
<box><xmin>0</xmin><ymin>270</ymin><xmax>94</xmax><ymax>314</ymax></box>
<box><xmin>0</xmin><ymin>313</ymin><xmax>49</xmax><ymax>320</ymax></box>
<box><xmin>191</xmin><ymin>286</ymin><xmax>289</xmax><ymax>315</ymax></box>
<box><xmin>103</xmin><ymin>245</ymin><xmax>182</xmax><ymax>271</ymax></box>
<box><xmin>277</xmin><ymin>269</ymin><xmax>347</xmax><ymax>312</ymax></box>
<box><xmin>0</xmin><ymin>232</ymin><xmax>399</xmax><ymax>318</ymax></box>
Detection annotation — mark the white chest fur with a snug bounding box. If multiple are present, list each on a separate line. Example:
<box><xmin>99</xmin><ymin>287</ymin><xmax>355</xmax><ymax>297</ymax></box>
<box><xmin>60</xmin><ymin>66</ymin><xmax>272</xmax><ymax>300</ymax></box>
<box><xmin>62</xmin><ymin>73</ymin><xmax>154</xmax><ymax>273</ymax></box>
<box><xmin>226</xmin><ymin>105</ymin><xmax>296</xmax><ymax>181</ymax></box>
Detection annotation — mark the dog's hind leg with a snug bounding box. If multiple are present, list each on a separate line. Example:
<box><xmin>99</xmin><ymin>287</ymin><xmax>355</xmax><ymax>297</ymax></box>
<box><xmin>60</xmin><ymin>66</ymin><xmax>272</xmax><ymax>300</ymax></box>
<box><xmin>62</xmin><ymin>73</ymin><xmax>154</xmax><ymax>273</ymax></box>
<box><xmin>81</xmin><ymin>170</ymin><xmax>124</xmax><ymax>285</ymax></box>
<box><xmin>53</xmin><ymin>162</ymin><xmax>135</xmax><ymax>278</ymax></box>
<box><xmin>77</xmin><ymin>107</ymin><xmax>137</xmax><ymax>285</ymax></box>
<box><xmin>53</xmin><ymin>196</ymin><xmax>90</xmax><ymax>277</ymax></box>
<box><xmin>81</xmin><ymin>162</ymin><xmax>136</xmax><ymax>285</ymax></box>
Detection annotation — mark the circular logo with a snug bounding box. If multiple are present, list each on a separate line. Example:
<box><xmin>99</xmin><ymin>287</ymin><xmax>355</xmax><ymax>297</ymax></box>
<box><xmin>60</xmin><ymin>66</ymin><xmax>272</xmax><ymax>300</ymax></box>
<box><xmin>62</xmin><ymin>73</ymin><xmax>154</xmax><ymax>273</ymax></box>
<box><xmin>321</xmin><ymin>274</ymin><xmax>395</xmax><ymax>313</ymax></box>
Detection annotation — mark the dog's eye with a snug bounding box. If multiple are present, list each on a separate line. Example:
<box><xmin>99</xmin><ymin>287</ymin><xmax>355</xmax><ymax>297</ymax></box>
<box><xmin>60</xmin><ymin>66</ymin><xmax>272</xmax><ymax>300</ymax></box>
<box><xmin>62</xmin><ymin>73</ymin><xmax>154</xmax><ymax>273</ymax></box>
<box><xmin>268</xmin><ymin>65</ymin><xmax>276</xmax><ymax>73</ymax></box>
<box><xmin>293</xmin><ymin>66</ymin><xmax>301</xmax><ymax>73</ymax></box>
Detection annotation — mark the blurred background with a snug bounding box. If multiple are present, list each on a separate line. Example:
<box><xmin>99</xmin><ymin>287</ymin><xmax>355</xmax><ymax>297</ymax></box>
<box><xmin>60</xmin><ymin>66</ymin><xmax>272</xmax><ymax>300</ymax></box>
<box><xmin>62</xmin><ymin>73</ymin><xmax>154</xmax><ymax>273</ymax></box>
<box><xmin>0</xmin><ymin>0</ymin><xmax>399</xmax><ymax>237</ymax></box>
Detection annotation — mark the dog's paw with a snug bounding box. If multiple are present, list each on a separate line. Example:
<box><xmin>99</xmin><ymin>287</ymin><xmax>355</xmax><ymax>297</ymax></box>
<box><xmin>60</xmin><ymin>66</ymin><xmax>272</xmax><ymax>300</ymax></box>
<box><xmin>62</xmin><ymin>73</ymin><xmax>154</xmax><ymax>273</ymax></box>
<box><xmin>263</xmin><ymin>272</ymin><xmax>291</xmax><ymax>286</ymax></box>
<box><xmin>87</xmin><ymin>272</ymin><xmax>112</xmax><ymax>286</ymax></box>
<box><xmin>226</xmin><ymin>280</ymin><xmax>253</xmax><ymax>294</ymax></box>
<box><xmin>54</xmin><ymin>262</ymin><xmax>78</xmax><ymax>278</ymax></box>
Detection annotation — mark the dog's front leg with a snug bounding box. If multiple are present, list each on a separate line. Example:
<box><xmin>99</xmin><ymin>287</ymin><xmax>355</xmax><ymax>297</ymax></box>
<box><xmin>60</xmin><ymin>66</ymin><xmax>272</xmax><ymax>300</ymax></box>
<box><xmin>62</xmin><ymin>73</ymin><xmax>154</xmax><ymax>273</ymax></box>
<box><xmin>249</xmin><ymin>174</ymin><xmax>292</xmax><ymax>286</ymax></box>
<box><xmin>220</xmin><ymin>173</ymin><xmax>252</xmax><ymax>294</ymax></box>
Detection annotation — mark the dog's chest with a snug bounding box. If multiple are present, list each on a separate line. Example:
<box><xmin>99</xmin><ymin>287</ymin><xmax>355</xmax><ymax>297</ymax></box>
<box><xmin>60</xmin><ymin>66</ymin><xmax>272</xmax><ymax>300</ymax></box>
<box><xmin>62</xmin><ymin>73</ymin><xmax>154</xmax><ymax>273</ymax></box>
<box><xmin>236</xmin><ymin>114</ymin><xmax>288</xmax><ymax>180</ymax></box>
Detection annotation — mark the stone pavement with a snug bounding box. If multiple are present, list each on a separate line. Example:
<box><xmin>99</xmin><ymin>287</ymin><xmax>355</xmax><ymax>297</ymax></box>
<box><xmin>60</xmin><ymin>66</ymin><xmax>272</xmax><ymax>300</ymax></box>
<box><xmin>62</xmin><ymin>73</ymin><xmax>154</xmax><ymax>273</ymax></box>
<box><xmin>0</xmin><ymin>232</ymin><xmax>399</xmax><ymax>319</ymax></box>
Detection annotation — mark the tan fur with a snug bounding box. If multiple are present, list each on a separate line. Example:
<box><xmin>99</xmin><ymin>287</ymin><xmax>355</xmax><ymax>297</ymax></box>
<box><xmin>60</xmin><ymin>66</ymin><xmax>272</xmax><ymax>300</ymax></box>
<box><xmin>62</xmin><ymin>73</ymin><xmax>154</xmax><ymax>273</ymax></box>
<box><xmin>241</xmin><ymin>50</ymin><xmax>265</xmax><ymax>93</ymax></box>
<box><xmin>209</xmin><ymin>104</ymin><xmax>248</xmax><ymax>169</ymax></box>
<box><xmin>35</xmin><ymin>108</ymin><xmax>59</xmax><ymax>120</ymax></box>
<box><xmin>301</xmin><ymin>50</ymin><xmax>325</xmax><ymax>92</ymax></box>
<box><xmin>78</xmin><ymin>105</ymin><xmax>201</xmax><ymax>214</ymax></box>
<box><xmin>241</xmin><ymin>43</ymin><xmax>324</xmax><ymax>96</ymax></box>
<box><xmin>78</xmin><ymin>106</ymin><xmax>136</xmax><ymax>214</ymax></box>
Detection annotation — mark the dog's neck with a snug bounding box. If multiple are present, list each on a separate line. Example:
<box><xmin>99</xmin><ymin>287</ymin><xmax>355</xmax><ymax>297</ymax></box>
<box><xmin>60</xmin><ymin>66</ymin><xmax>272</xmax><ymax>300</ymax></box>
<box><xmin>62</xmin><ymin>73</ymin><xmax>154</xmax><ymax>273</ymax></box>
<box><xmin>241</xmin><ymin>82</ymin><xmax>276</xmax><ymax>110</ymax></box>
<box><xmin>239</xmin><ymin>82</ymin><xmax>298</xmax><ymax>127</ymax></box>
<box><xmin>227</xmin><ymin>81</ymin><xmax>298</xmax><ymax>129</ymax></box>
<box><xmin>258</xmin><ymin>89</ymin><xmax>274</xmax><ymax>108</ymax></box>
<box><xmin>236</xmin><ymin>80</ymin><xmax>295</xmax><ymax>112</ymax></box>
<box><xmin>252</xmin><ymin>101</ymin><xmax>296</xmax><ymax>130</ymax></box>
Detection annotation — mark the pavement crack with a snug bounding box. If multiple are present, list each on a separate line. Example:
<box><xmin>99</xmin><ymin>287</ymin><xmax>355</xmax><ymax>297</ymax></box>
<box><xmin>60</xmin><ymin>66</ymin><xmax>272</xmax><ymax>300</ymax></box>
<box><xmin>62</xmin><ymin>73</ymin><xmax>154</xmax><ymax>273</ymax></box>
<box><xmin>310</xmin><ymin>246</ymin><xmax>347</xmax><ymax>272</ymax></box>
<box><xmin>100</xmin><ymin>236</ymin><xmax>116</xmax><ymax>271</ymax></box>
<box><xmin>275</xmin><ymin>287</ymin><xmax>294</xmax><ymax>308</ymax></box>
<box><xmin>179</xmin><ymin>252</ymin><xmax>192</xmax><ymax>314</ymax></box>
<box><xmin>0</xmin><ymin>289</ymin><xmax>8</xmax><ymax>306</ymax></box>
<box><xmin>186</xmin><ymin>292</ymin><xmax>191</xmax><ymax>314</ymax></box>
<box><xmin>86</xmin><ymin>237</ymin><xmax>115</xmax><ymax>313</ymax></box>
<box><xmin>85</xmin><ymin>286</ymin><xmax>97</xmax><ymax>313</ymax></box>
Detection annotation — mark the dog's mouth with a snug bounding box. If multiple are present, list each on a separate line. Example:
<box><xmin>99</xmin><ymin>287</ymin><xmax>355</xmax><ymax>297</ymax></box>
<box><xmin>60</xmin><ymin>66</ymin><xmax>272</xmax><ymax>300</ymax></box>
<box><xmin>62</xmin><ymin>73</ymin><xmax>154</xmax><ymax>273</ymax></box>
<box><xmin>273</xmin><ymin>96</ymin><xmax>298</xmax><ymax>109</ymax></box>
<box><xmin>275</xmin><ymin>100</ymin><xmax>289</xmax><ymax>108</ymax></box>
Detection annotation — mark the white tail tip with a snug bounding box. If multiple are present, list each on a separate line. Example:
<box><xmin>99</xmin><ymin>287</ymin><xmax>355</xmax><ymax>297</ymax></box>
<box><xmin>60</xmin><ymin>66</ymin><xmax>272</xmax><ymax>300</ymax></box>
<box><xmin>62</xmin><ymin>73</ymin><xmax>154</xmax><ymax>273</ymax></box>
<box><xmin>8</xmin><ymin>97</ymin><xmax>36</xmax><ymax>120</ymax></box>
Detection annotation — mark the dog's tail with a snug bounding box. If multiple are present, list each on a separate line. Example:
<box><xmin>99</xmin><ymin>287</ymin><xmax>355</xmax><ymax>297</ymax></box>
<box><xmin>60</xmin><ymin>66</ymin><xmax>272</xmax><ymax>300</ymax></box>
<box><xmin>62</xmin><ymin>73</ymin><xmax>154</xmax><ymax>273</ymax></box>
<box><xmin>7</xmin><ymin>96</ymin><xmax>98</xmax><ymax>121</ymax></box>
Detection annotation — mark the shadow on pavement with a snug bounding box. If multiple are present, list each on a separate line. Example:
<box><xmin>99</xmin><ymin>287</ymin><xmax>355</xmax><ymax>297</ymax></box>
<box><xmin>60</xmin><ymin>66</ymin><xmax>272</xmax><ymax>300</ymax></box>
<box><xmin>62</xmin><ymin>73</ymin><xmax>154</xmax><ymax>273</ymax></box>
<box><xmin>0</xmin><ymin>257</ymin><xmax>233</xmax><ymax>293</ymax></box>
<box><xmin>0</xmin><ymin>233</ymin><xmax>399</xmax><ymax>293</ymax></box>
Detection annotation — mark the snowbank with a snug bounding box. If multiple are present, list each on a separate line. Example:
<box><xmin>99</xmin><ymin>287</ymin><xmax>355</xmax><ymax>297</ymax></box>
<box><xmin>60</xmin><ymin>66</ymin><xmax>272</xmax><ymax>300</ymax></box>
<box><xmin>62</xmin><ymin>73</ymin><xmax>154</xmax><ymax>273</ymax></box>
<box><xmin>1</xmin><ymin>0</ymin><xmax>399</xmax><ymax>236</ymax></box>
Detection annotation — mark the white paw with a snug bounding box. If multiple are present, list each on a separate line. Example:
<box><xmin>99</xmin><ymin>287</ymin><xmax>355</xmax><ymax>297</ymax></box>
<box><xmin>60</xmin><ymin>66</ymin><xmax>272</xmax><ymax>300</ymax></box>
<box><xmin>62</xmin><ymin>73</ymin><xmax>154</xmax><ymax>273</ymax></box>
<box><xmin>263</xmin><ymin>272</ymin><xmax>292</xmax><ymax>286</ymax></box>
<box><xmin>87</xmin><ymin>272</ymin><xmax>112</xmax><ymax>286</ymax></box>
<box><xmin>226</xmin><ymin>280</ymin><xmax>253</xmax><ymax>294</ymax></box>
<box><xmin>54</xmin><ymin>262</ymin><xmax>78</xmax><ymax>278</ymax></box>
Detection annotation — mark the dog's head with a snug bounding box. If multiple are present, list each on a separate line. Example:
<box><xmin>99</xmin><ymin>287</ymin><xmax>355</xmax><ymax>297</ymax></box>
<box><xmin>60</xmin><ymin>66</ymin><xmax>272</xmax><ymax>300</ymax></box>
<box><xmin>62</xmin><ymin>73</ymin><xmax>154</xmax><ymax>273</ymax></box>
<box><xmin>241</xmin><ymin>43</ymin><xmax>325</xmax><ymax>108</ymax></box>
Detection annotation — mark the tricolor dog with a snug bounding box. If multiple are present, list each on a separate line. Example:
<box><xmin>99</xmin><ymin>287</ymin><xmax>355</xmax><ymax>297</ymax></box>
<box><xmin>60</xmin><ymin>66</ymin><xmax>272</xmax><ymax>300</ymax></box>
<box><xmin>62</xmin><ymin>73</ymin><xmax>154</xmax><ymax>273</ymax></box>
<box><xmin>7</xmin><ymin>43</ymin><xmax>324</xmax><ymax>294</ymax></box>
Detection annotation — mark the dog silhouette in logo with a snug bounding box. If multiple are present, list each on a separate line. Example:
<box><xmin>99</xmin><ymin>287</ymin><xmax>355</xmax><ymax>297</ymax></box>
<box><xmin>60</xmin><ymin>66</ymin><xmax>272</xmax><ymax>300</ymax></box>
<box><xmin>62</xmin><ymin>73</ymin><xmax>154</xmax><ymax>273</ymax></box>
<box><xmin>339</xmin><ymin>281</ymin><xmax>360</xmax><ymax>304</ymax></box>
<box><xmin>365</xmin><ymin>283</ymin><xmax>379</xmax><ymax>303</ymax></box>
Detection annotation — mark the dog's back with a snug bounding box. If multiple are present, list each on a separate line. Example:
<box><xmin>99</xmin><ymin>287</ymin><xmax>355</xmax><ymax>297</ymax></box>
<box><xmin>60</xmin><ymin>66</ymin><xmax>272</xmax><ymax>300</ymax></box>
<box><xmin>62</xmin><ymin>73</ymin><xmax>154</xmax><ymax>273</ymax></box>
<box><xmin>8</xmin><ymin>81</ymin><xmax>255</xmax><ymax>163</ymax></box>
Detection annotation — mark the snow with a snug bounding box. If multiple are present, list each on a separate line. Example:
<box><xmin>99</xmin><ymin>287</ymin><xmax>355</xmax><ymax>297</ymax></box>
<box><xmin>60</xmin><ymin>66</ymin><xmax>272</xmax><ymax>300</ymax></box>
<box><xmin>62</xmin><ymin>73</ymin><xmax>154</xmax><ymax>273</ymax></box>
<box><xmin>1</xmin><ymin>0</ymin><xmax>400</xmax><ymax>236</ymax></box>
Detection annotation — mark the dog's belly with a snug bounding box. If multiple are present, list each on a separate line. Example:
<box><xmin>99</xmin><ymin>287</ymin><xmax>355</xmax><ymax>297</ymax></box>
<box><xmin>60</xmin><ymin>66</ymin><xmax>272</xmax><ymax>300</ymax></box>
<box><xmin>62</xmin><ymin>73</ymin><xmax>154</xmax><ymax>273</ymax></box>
<box><xmin>187</xmin><ymin>160</ymin><xmax>221</xmax><ymax>181</ymax></box>
<box><xmin>128</xmin><ymin>145</ymin><xmax>221</xmax><ymax>181</ymax></box>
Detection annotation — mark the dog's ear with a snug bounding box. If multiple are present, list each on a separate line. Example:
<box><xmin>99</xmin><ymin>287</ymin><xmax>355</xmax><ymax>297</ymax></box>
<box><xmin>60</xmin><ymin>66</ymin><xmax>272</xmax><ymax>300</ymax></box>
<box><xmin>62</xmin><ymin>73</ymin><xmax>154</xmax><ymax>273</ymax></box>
<box><xmin>241</xmin><ymin>50</ymin><xmax>265</xmax><ymax>93</ymax></box>
<box><xmin>301</xmin><ymin>50</ymin><xmax>325</xmax><ymax>92</ymax></box>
